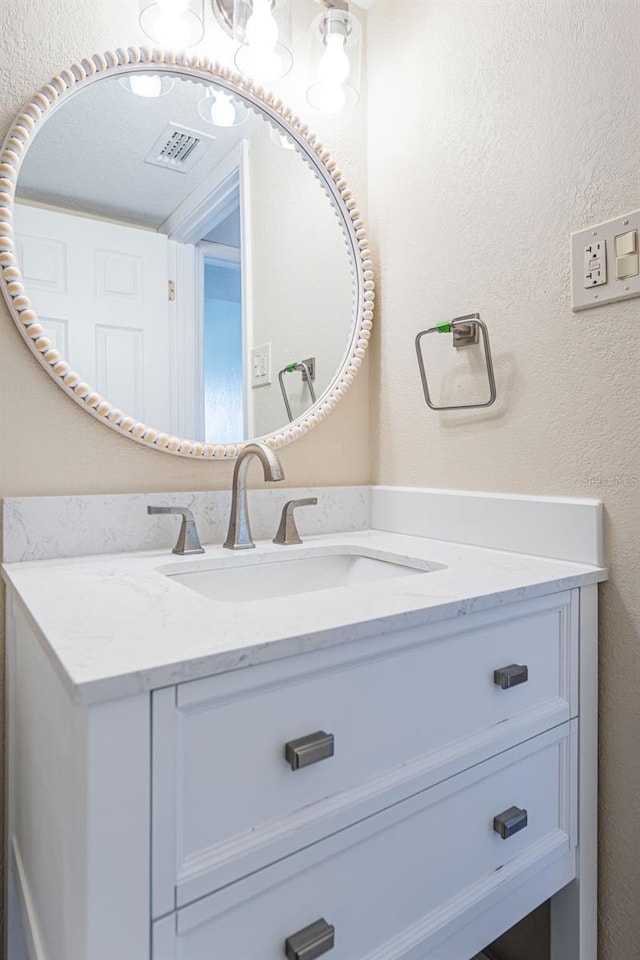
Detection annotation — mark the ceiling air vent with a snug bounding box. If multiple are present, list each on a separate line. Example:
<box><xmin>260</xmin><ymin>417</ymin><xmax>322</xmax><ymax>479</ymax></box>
<box><xmin>144</xmin><ymin>123</ymin><xmax>216</xmax><ymax>174</ymax></box>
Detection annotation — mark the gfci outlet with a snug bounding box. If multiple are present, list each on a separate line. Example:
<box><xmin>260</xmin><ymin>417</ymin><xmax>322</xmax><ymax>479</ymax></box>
<box><xmin>583</xmin><ymin>240</ymin><xmax>607</xmax><ymax>288</ymax></box>
<box><xmin>571</xmin><ymin>208</ymin><xmax>640</xmax><ymax>311</ymax></box>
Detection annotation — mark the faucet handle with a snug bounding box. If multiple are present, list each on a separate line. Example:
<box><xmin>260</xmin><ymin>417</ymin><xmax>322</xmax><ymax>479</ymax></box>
<box><xmin>273</xmin><ymin>498</ymin><xmax>318</xmax><ymax>546</ymax></box>
<box><xmin>147</xmin><ymin>506</ymin><xmax>205</xmax><ymax>556</ymax></box>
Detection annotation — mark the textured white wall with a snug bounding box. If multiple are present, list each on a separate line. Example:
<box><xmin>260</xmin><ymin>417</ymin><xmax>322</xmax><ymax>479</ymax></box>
<box><xmin>367</xmin><ymin>2</ymin><xmax>640</xmax><ymax>958</ymax></box>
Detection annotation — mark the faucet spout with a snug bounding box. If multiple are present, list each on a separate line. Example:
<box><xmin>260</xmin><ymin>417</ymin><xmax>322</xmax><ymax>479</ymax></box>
<box><xmin>223</xmin><ymin>441</ymin><xmax>285</xmax><ymax>549</ymax></box>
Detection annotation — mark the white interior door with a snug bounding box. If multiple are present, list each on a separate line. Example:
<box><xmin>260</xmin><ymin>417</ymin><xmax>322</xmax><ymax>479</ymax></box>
<box><xmin>14</xmin><ymin>203</ymin><xmax>171</xmax><ymax>429</ymax></box>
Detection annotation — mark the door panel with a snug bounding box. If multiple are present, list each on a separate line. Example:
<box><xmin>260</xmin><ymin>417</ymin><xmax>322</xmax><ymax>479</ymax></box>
<box><xmin>14</xmin><ymin>203</ymin><xmax>171</xmax><ymax>429</ymax></box>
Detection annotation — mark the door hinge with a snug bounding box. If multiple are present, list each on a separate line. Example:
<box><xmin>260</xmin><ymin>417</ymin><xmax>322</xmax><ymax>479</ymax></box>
<box><xmin>168</xmin><ymin>280</ymin><xmax>176</xmax><ymax>302</ymax></box>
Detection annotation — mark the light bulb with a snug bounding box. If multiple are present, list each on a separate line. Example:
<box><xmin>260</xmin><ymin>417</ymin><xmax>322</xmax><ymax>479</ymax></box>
<box><xmin>234</xmin><ymin>0</ymin><xmax>291</xmax><ymax>81</ymax></box>
<box><xmin>154</xmin><ymin>9</ymin><xmax>190</xmax><ymax>47</ymax></box>
<box><xmin>245</xmin><ymin>0</ymin><xmax>278</xmax><ymax>54</ymax></box>
<box><xmin>313</xmin><ymin>82</ymin><xmax>346</xmax><ymax>114</ymax></box>
<box><xmin>209</xmin><ymin>92</ymin><xmax>236</xmax><ymax>127</ymax></box>
<box><xmin>198</xmin><ymin>87</ymin><xmax>247</xmax><ymax>126</ymax></box>
<box><xmin>139</xmin><ymin>0</ymin><xmax>203</xmax><ymax>48</ymax></box>
<box><xmin>318</xmin><ymin>32</ymin><xmax>350</xmax><ymax>85</ymax></box>
<box><xmin>128</xmin><ymin>74</ymin><xmax>164</xmax><ymax>98</ymax></box>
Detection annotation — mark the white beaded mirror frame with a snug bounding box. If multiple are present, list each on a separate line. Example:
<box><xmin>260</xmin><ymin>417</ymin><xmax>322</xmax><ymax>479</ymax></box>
<box><xmin>0</xmin><ymin>48</ymin><xmax>374</xmax><ymax>459</ymax></box>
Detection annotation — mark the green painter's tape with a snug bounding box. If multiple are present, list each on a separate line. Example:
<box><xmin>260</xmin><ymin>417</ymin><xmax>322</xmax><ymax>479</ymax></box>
<box><xmin>435</xmin><ymin>322</ymin><xmax>451</xmax><ymax>333</ymax></box>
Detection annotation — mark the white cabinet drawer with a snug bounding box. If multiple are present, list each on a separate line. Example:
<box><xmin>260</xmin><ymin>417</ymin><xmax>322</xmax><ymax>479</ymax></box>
<box><xmin>152</xmin><ymin>592</ymin><xmax>577</xmax><ymax>913</ymax></box>
<box><xmin>152</xmin><ymin>722</ymin><xmax>576</xmax><ymax>960</ymax></box>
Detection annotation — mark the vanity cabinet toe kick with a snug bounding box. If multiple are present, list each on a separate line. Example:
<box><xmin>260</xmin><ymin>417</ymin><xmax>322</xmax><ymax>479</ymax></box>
<box><xmin>6</xmin><ymin>586</ymin><xmax>597</xmax><ymax>960</ymax></box>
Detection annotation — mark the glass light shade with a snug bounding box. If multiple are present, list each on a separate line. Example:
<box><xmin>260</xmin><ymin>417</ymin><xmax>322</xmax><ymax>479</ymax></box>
<box><xmin>139</xmin><ymin>0</ymin><xmax>205</xmax><ymax>49</ymax></box>
<box><xmin>232</xmin><ymin>0</ymin><xmax>293</xmax><ymax>82</ymax></box>
<box><xmin>197</xmin><ymin>88</ymin><xmax>249</xmax><ymax>127</ymax></box>
<box><xmin>307</xmin><ymin>6</ymin><xmax>362</xmax><ymax>114</ymax></box>
<box><xmin>119</xmin><ymin>74</ymin><xmax>175</xmax><ymax>98</ymax></box>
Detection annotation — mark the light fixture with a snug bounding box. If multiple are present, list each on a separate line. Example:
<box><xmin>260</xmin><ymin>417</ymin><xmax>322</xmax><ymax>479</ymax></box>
<box><xmin>139</xmin><ymin>0</ymin><xmax>205</xmax><ymax>49</ymax></box>
<box><xmin>197</xmin><ymin>87</ymin><xmax>249</xmax><ymax>127</ymax></box>
<box><xmin>119</xmin><ymin>73</ymin><xmax>175</xmax><ymax>97</ymax></box>
<box><xmin>307</xmin><ymin>0</ymin><xmax>361</xmax><ymax>114</ymax></box>
<box><xmin>211</xmin><ymin>0</ymin><xmax>293</xmax><ymax>82</ymax></box>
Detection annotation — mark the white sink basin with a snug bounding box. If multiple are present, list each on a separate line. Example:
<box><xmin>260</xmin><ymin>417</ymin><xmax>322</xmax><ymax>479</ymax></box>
<box><xmin>161</xmin><ymin>546</ymin><xmax>444</xmax><ymax>603</ymax></box>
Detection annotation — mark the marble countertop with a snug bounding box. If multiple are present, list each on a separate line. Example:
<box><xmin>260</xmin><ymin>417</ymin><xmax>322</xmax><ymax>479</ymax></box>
<box><xmin>2</xmin><ymin>529</ymin><xmax>607</xmax><ymax>705</ymax></box>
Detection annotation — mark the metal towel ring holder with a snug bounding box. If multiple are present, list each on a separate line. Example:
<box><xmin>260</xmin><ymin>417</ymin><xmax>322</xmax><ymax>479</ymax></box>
<box><xmin>415</xmin><ymin>313</ymin><xmax>497</xmax><ymax>410</ymax></box>
<box><xmin>278</xmin><ymin>358</ymin><xmax>317</xmax><ymax>422</ymax></box>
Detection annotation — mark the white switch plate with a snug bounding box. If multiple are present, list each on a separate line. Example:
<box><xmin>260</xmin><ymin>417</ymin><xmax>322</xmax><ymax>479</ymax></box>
<box><xmin>571</xmin><ymin>208</ymin><xmax>640</xmax><ymax>311</ymax></box>
<box><xmin>251</xmin><ymin>343</ymin><xmax>271</xmax><ymax>387</ymax></box>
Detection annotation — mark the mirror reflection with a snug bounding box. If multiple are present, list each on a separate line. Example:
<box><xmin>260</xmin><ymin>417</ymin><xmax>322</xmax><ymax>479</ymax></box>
<box><xmin>14</xmin><ymin>71</ymin><xmax>355</xmax><ymax>443</ymax></box>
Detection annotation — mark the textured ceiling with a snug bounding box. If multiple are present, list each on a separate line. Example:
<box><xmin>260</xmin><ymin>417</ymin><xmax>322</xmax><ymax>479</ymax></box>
<box><xmin>16</xmin><ymin>73</ymin><xmax>266</xmax><ymax>228</ymax></box>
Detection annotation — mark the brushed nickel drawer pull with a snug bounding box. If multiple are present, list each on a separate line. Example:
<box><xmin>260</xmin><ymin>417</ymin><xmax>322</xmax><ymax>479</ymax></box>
<box><xmin>494</xmin><ymin>664</ymin><xmax>528</xmax><ymax>689</ymax></box>
<box><xmin>494</xmin><ymin>805</ymin><xmax>528</xmax><ymax>839</ymax></box>
<box><xmin>285</xmin><ymin>731</ymin><xmax>334</xmax><ymax>771</ymax></box>
<box><xmin>285</xmin><ymin>919</ymin><xmax>335</xmax><ymax>960</ymax></box>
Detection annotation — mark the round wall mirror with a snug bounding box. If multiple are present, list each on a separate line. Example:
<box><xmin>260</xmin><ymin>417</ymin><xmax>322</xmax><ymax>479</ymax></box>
<box><xmin>0</xmin><ymin>50</ymin><xmax>373</xmax><ymax>458</ymax></box>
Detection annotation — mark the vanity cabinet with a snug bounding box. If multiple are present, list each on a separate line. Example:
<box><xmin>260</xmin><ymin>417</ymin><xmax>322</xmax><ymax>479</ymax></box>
<box><xmin>5</xmin><ymin>585</ymin><xmax>595</xmax><ymax>960</ymax></box>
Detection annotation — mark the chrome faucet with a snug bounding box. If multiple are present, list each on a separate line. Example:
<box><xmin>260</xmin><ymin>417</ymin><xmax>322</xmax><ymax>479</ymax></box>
<box><xmin>223</xmin><ymin>441</ymin><xmax>285</xmax><ymax>549</ymax></box>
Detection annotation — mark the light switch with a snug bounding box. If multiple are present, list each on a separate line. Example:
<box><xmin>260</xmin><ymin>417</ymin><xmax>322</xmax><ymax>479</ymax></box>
<box><xmin>250</xmin><ymin>343</ymin><xmax>271</xmax><ymax>387</ymax></box>
<box><xmin>615</xmin><ymin>230</ymin><xmax>637</xmax><ymax>257</ymax></box>
<box><xmin>614</xmin><ymin>230</ymin><xmax>638</xmax><ymax>280</ymax></box>
<box><xmin>616</xmin><ymin>253</ymin><xmax>639</xmax><ymax>280</ymax></box>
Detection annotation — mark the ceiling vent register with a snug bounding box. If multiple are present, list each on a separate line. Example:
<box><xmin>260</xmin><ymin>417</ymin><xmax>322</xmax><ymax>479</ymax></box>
<box><xmin>144</xmin><ymin>123</ymin><xmax>215</xmax><ymax>174</ymax></box>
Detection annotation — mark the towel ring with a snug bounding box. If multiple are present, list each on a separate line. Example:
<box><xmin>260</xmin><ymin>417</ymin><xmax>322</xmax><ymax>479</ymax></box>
<box><xmin>415</xmin><ymin>313</ymin><xmax>497</xmax><ymax>411</ymax></box>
